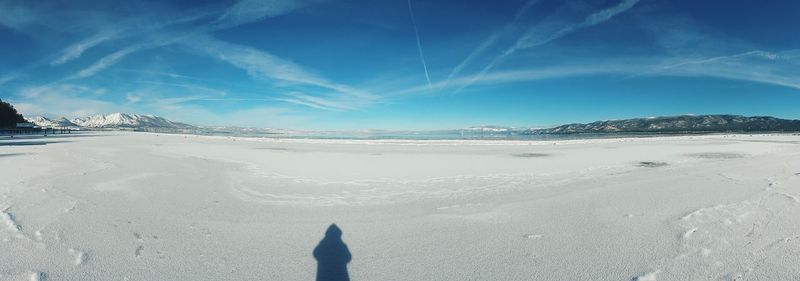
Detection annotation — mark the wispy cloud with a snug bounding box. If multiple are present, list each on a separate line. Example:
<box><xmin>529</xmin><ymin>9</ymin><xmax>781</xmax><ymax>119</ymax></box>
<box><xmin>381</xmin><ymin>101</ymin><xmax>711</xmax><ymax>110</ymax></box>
<box><xmin>214</xmin><ymin>0</ymin><xmax>316</xmax><ymax>29</ymax></box>
<box><xmin>407</xmin><ymin>0</ymin><xmax>432</xmax><ymax>90</ymax></box>
<box><xmin>188</xmin><ymin>35</ymin><xmax>378</xmax><ymax>104</ymax></box>
<box><xmin>445</xmin><ymin>0</ymin><xmax>539</xmax><ymax>86</ymax></box>
<box><xmin>455</xmin><ymin>0</ymin><xmax>640</xmax><ymax>93</ymax></box>
<box><xmin>136</xmin><ymin>80</ymin><xmax>230</xmax><ymax>97</ymax></box>
<box><xmin>396</xmin><ymin>49</ymin><xmax>800</xmax><ymax>96</ymax></box>
<box><xmin>0</xmin><ymin>73</ymin><xmax>23</xmax><ymax>85</ymax></box>
<box><xmin>156</xmin><ymin>105</ymin><xmax>309</xmax><ymax>128</ymax></box>
<box><xmin>13</xmin><ymin>84</ymin><xmax>123</xmax><ymax>118</ymax></box>
<box><xmin>11</xmin><ymin>0</ymin><xmax>798</xmax><ymax>129</ymax></box>
<box><xmin>121</xmin><ymin>85</ymin><xmax>230</xmax><ymax>111</ymax></box>
<box><xmin>121</xmin><ymin>69</ymin><xmax>199</xmax><ymax>80</ymax></box>
<box><xmin>13</xmin><ymin>0</ymin><xmax>365</xmax><ymax>117</ymax></box>
<box><xmin>511</xmin><ymin>0</ymin><xmax>640</xmax><ymax>55</ymax></box>
<box><xmin>650</xmin><ymin>49</ymin><xmax>800</xmax><ymax>90</ymax></box>
<box><xmin>51</xmin><ymin>30</ymin><xmax>120</xmax><ymax>66</ymax></box>
<box><xmin>0</xmin><ymin>1</ymin><xmax>37</xmax><ymax>31</ymax></box>
<box><xmin>393</xmin><ymin>64</ymin><xmax>628</xmax><ymax>97</ymax></box>
<box><xmin>126</xmin><ymin>93</ymin><xmax>142</xmax><ymax>104</ymax></box>
<box><xmin>277</xmin><ymin>92</ymin><xmax>357</xmax><ymax>111</ymax></box>
<box><xmin>658</xmin><ymin>51</ymin><xmax>784</xmax><ymax>70</ymax></box>
<box><xmin>67</xmin><ymin>44</ymin><xmax>145</xmax><ymax>79</ymax></box>
<box><xmin>58</xmin><ymin>0</ymin><xmax>327</xmax><ymax>87</ymax></box>
<box><xmin>153</xmin><ymin>95</ymin><xmax>218</xmax><ymax>110</ymax></box>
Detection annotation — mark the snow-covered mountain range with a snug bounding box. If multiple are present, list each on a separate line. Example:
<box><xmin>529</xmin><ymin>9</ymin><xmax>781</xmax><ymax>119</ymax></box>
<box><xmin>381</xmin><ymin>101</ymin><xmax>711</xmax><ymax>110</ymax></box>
<box><xmin>24</xmin><ymin>113</ymin><xmax>800</xmax><ymax>135</ymax></box>
<box><xmin>26</xmin><ymin>113</ymin><xmax>195</xmax><ymax>129</ymax></box>
<box><xmin>24</xmin><ymin>116</ymin><xmax>79</xmax><ymax>128</ymax></box>
<box><xmin>523</xmin><ymin>115</ymin><xmax>800</xmax><ymax>134</ymax></box>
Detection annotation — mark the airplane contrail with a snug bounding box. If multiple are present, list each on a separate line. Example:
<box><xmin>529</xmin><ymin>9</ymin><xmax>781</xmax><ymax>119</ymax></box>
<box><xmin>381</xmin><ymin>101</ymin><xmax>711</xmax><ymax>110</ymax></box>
<box><xmin>445</xmin><ymin>0</ymin><xmax>539</xmax><ymax>87</ymax></box>
<box><xmin>407</xmin><ymin>0</ymin><xmax>432</xmax><ymax>90</ymax></box>
<box><xmin>454</xmin><ymin>0</ymin><xmax>640</xmax><ymax>94</ymax></box>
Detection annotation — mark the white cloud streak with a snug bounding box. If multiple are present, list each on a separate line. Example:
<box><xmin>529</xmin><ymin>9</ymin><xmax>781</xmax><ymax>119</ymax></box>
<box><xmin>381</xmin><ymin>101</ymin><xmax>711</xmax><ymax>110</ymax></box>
<box><xmin>277</xmin><ymin>92</ymin><xmax>356</xmax><ymax>111</ymax></box>
<box><xmin>407</xmin><ymin>0</ymin><xmax>432</xmax><ymax>90</ymax></box>
<box><xmin>214</xmin><ymin>0</ymin><xmax>314</xmax><ymax>29</ymax></box>
<box><xmin>651</xmin><ymin>50</ymin><xmax>800</xmax><ymax>90</ymax></box>
<box><xmin>14</xmin><ymin>84</ymin><xmax>123</xmax><ymax>118</ymax></box>
<box><xmin>393</xmin><ymin>64</ymin><xmax>624</xmax><ymax>97</ymax></box>
<box><xmin>55</xmin><ymin>0</ymin><xmax>365</xmax><ymax>114</ymax></box>
<box><xmin>395</xmin><ymin>48</ymin><xmax>800</xmax><ymax>98</ymax></box>
<box><xmin>10</xmin><ymin>0</ymin><xmax>373</xmax><ymax>115</ymax></box>
<box><xmin>0</xmin><ymin>73</ymin><xmax>23</xmax><ymax>85</ymax></box>
<box><xmin>0</xmin><ymin>2</ymin><xmax>37</xmax><ymax>30</ymax></box>
<box><xmin>60</xmin><ymin>0</ymin><xmax>308</xmax><ymax>80</ymax></box>
<box><xmin>455</xmin><ymin>0</ymin><xmax>640</xmax><ymax>93</ymax></box>
<box><xmin>658</xmin><ymin>51</ymin><xmax>785</xmax><ymax>70</ymax></box>
<box><xmin>189</xmin><ymin>35</ymin><xmax>378</xmax><ymax>103</ymax></box>
<box><xmin>68</xmin><ymin>44</ymin><xmax>145</xmax><ymax>79</ymax></box>
<box><xmin>51</xmin><ymin>30</ymin><xmax>120</xmax><ymax>66</ymax></box>
<box><xmin>445</xmin><ymin>0</ymin><xmax>539</xmax><ymax>86</ymax></box>
<box><xmin>136</xmin><ymin>80</ymin><xmax>229</xmax><ymax>97</ymax></box>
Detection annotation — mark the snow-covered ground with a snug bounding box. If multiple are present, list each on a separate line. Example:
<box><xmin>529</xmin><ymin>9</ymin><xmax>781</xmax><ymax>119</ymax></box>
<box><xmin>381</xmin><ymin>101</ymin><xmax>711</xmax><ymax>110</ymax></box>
<box><xmin>1</xmin><ymin>132</ymin><xmax>799</xmax><ymax>280</ymax></box>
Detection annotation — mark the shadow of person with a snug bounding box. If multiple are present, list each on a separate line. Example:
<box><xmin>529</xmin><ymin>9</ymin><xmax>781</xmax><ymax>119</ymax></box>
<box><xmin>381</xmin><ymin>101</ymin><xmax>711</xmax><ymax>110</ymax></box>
<box><xmin>313</xmin><ymin>224</ymin><xmax>351</xmax><ymax>281</ymax></box>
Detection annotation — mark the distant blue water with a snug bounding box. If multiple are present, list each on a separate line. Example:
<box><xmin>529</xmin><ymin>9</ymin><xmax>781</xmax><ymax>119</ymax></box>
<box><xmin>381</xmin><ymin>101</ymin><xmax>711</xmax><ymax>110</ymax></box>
<box><xmin>203</xmin><ymin>130</ymin><xmax>711</xmax><ymax>141</ymax></box>
<box><xmin>139</xmin><ymin>127</ymin><xmax>745</xmax><ymax>141</ymax></box>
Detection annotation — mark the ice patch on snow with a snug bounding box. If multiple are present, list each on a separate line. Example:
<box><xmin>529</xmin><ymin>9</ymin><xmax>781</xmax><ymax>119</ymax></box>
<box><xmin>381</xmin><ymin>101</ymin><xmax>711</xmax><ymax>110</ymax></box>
<box><xmin>681</xmin><ymin>227</ymin><xmax>698</xmax><ymax>239</ymax></box>
<box><xmin>686</xmin><ymin>152</ymin><xmax>745</xmax><ymax>159</ymax></box>
<box><xmin>632</xmin><ymin>270</ymin><xmax>660</xmax><ymax>281</ymax></box>
<box><xmin>64</xmin><ymin>202</ymin><xmax>77</xmax><ymax>213</ymax></box>
<box><xmin>34</xmin><ymin>229</ymin><xmax>43</xmax><ymax>241</ymax></box>
<box><xmin>523</xmin><ymin>233</ymin><xmax>543</xmax><ymax>239</ymax></box>
<box><xmin>0</xmin><ymin>271</ymin><xmax>45</xmax><ymax>281</ymax></box>
<box><xmin>95</xmin><ymin>173</ymin><xmax>158</xmax><ymax>191</ymax></box>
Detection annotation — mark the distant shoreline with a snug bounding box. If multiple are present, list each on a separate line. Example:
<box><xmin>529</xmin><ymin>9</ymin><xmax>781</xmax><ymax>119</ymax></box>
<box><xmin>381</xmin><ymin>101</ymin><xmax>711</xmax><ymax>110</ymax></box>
<box><xmin>5</xmin><ymin>127</ymin><xmax>800</xmax><ymax>144</ymax></box>
<box><xmin>118</xmin><ymin>130</ymin><xmax>800</xmax><ymax>146</ymax></box>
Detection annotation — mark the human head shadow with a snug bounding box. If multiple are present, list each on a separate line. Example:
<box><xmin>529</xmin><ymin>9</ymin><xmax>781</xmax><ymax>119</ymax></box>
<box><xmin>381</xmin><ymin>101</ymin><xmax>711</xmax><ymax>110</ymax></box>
<box><xmin>313</xmin><ymin>224</ymin><xmax>351</xmax><ymax>281</ymax></box>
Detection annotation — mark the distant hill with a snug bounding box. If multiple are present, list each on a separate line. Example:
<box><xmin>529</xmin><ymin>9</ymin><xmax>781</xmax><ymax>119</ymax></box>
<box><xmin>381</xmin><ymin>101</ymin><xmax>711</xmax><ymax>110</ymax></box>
<box><xmin>21</xmin><ymin>113</ymin><xmax>800</xmax><ymax>136</ymax></box>
<box><xmin>524</xmin><ymin>115</ymin><xmax>800</xmax><ymax>134</ymax></box>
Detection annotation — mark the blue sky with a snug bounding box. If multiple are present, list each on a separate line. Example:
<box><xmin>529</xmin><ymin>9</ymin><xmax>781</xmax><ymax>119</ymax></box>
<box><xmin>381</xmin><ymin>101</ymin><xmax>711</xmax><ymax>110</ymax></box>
<box><xmin>0</xmin><ymin>0</ymin><xmax>798</xmax><ymax>130</ymax></box>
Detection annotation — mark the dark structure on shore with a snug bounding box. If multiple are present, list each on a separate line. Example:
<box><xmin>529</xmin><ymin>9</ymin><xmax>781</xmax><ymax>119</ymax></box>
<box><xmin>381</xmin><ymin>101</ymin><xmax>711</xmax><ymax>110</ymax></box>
<box><xmin>0</xmin><ymin>99</ymin><xmax>26</xmax><ymax>129</ymax></box>
<box><xmin>0</xmin><ymin>99</ymin><xmax>72</xmax><ymax>135</ymax></box>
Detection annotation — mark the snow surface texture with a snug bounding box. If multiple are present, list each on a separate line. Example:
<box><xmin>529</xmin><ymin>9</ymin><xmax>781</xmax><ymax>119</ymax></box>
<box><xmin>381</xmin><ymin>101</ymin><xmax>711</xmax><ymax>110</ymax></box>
<box><xmin>1</xmin><ymin>132</ymin><xmax>800</xmax><ymax>280</ymax></box>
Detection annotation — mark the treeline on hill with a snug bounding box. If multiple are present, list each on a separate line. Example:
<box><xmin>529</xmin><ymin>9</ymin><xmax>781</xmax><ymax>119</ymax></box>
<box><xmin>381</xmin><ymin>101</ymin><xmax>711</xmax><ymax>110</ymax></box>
<box><xmin>0</xmin><ymin>99</ymin><xmax>26</xmax><ymax>128</ymax></box>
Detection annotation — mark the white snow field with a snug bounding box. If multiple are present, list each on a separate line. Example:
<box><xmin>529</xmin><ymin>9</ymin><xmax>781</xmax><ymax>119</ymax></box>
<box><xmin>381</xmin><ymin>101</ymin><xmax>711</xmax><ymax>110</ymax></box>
<box><xmin>1</xmin><ymin>132</ymin><xmax>800</xmax><ymax>280</ymax></box>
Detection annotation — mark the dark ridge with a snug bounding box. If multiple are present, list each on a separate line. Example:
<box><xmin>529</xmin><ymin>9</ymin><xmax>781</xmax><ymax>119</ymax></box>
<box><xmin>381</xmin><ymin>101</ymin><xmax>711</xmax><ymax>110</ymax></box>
<box><xmin>523</xmin><ymin>115</ymin><xmax>800</xmax><ymax>135</ymax></box>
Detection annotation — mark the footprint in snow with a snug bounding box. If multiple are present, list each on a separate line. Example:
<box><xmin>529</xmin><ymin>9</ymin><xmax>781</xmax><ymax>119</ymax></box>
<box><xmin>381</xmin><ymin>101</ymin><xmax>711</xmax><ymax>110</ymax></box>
<box><xmin>135</xmin><ymin>245</ymin><xmax>144</xmax><ymax>258</ymax></box>
<box><xmin>67</xmin><ymin>248</ymin><xmax>87</xmax><ymax>266</ymax></box>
